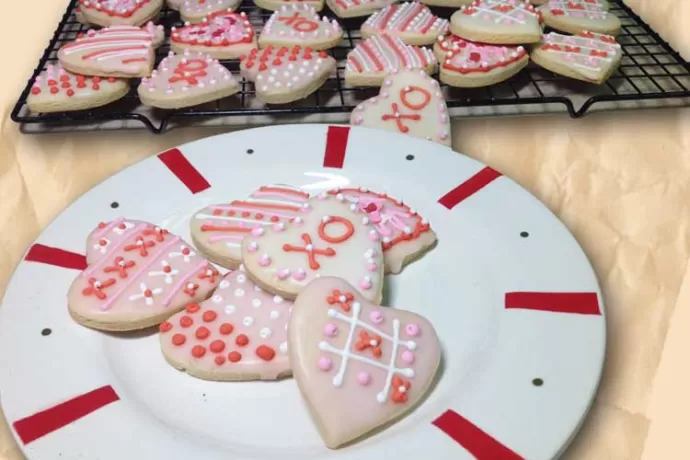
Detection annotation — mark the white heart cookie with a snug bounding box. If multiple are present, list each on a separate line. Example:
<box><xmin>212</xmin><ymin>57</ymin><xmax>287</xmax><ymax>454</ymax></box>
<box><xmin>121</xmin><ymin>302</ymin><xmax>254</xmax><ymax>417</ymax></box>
<box><xmin>255</xmin><ymin>0</ymin><xmax>325</xmax><ymax>11</ymax></box>
<box><xmin>78</xmin><ymin>0</ymin><xmax>164</xmax><ymax>27</ymax></box>
<box><xmin>361</xmin><ymin>2</ymin><xmax>449</xmax><ymax>46</ymax></box>
<box><xmin>289</xmin><ymin>277</ymin><xmax>441</xmax><ymax>448</ymax></box>
<box><xmin>240</xmin><ymin>46</ymin><xmax>336</xmax><ymax>104</ymax></box>
<box><xmin>241</xmin><ymin>194</ymin><xmax>385</xmax><ymax>303</ymax></box>
<box><xmin>539</xmin><ymin>0</ymin><xmax>620</xmax><ymax>36</ymax></box>
<box><xmin>326</xmin><ymin>0</ymin><xmax>398</xmax><ymax>18</ymax></box>
<box><xmin>170</xmin><ymin>11</ymin><xmax>257</xmax><ymax>59</ymax></box>
<box><xmin>259</xmin><ymin>5</ymin><xmax>343</xmax><ymax>50</ymax></box>
<box><xmin>351</xmin><ymin>68</ymin><xmax>451</xmax><ymax>147</ymax></box>
<box><xmin>138</xmin><ymin>50</ymin><xmax>240</xmax><ymax>109</ymax></box>
<box><xmin>27</xmin><ymin>63</ymin><xmax>129</xmax><ymax>113</ymax></box>
<box><xmin>449</xmin><ymin>0</ymin><xmax>543</xmax><ymax>45</ymax></box>
<box><xmin>180</xmin><ymin>0</ymin><xmax>242</xmax><ymax>22</ymax></box>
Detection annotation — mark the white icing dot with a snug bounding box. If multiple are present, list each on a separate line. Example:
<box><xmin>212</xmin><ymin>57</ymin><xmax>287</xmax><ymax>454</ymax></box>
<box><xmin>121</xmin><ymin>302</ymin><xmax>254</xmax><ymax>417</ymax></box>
<box><xmin>279</xmin><ymin>341</ymin><xmax>288</xmax><ymax>354</ymax></box>
<box><xmin>211</xmin><ymin>294</ymin><xmax>223</xmax><ymax>303</ymax></box>
<box><xmin>254</xmin><ymin>285</ymin><xmax>262</xmax><ymax>292</ymax></box>
<box><xmin>252</xmin><ymin>298</ymin><xmax>262</xmax><ymax>308</ymax></box>
<box><xmin>259</xmin><ymin>327</ymin><xmax>272</xmax><ymax>338</ymax></box>
<box><xmin>219</xmin><ymin>280</ymin><xmax>230</xmax><ymax>289</ymax></box>
<box><xmin>243</xmin><ymin>316</ymin><xmax>254</xmax><ymax>326</ymax></box>
<box><xmin>274</xmin><ymin>295</ymin><xmax>284</xmax><ymax>304</ymax></box>
<box><xmin>235</xmin><ymin>288</ymin><xmax>245</xmax><ymax>297</ymax></box>
<box><xmin>270</xmin><ymin>310</ymin><xmax>280</xmax><ymax>319</ymax></box>
<box><xmin>225</xmin><ymin>305</ymin><xmax>236</xmax><ymax>314</ymax></box>
<box><xmin>236</xmin><ymin>274</ymin><xmax>246</xmax><ymax>283</ymax></box>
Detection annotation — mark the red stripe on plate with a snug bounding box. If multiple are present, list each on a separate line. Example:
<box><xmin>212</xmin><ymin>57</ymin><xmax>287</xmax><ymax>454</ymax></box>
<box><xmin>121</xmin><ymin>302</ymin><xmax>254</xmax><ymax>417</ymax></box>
<box><xmin>323</xmin><ymin>126</ymin><xmax>350</xmax><ymax>169</ymax></box>
<box><xmin>438</xmin><ymin>167</ymin><xmax>502</xmax><ymax>210</ymax></box>
<box><xmin>432</xmin><ymin>410</ymin><xmax>524</xmax><ymax>460</ymax></box>
<box><xmin>158</xmin><ymin>148</ymin><xmax>210</xmax><ymax>194</ymax></box>
<box><xmin>24</xmin><ymin>244</ymin><xmax>87</xmax><ymax>270</ymax></box>
<box><xmin>505</xmin><ymin>292</ymin><xmax>601</xmax><ymax>315</ymax></box>
<box><xmin>13</xmin><ymin>385</ymin><xmax>119</xmax><ymax>445</ymax></box>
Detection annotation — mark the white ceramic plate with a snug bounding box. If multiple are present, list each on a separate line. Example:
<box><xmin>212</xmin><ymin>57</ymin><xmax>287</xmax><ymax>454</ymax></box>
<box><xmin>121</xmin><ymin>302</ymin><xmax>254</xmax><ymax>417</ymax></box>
<box><xmin>0</xmin><ymin>124</ymin><xmax>605</xmax><ymax>460</ymax></box>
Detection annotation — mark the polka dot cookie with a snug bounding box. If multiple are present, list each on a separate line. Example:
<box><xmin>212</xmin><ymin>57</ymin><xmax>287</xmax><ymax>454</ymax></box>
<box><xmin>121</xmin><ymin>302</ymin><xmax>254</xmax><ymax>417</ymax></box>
<box><xmin>78</xmin><ymin>0</ymin><xmax>163</xmax><ymax>27</ymax></box>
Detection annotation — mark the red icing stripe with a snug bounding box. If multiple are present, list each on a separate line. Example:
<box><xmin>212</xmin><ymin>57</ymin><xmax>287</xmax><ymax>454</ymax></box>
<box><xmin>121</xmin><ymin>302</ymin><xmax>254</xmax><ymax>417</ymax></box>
<box><xmin>323</xmin><ymin>126</ymin><xmax>350</xmax><ymax>169</ymax></box>
<box><xmin>505</xmin><ymin>292</ymin><xmax>601</xmax><ymax>315</ymax></box>
<box><xmin>432</xmin><ymin>410</ymin><xmax>524</xmax><ymax>460</ymax></box>
<box><xmin>438</xmin><ymin>167</ymin><xmax>502</xmax><ymax>210</ymax></box>
<box><xmin>24</xmin><ymin>244</ymin><xmax>87</xmax><ymax>270</ymax></box>
<box><xmin>158</xmin><ymin>148</ymin><xmax>211</xmax><ymax>194</ymax></box>
<box><xmin>13</xmin><ymin>385</ymin><xmax>119</xmax><ymax>445</ymax></box>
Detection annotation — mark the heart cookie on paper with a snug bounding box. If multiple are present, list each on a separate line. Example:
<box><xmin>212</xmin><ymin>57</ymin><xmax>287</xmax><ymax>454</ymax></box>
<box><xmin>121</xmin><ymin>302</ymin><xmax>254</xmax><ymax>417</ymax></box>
<box><xmin>539</xmin><ymin>0</ymin><xmax>620</xmax><ymax>36</ymax></box>
<box><xmin>326</xmin><ymin>0</ymin><xmax>398</xmax><ymax>18</ymax></box>
<box><xmin>350</xmin><ymin>69</ymin><xmax>451</xmax><ymax>147</ymax></box>
<box><xmin>241</xmin><ymin>194</ymin><xmax>385</xmax><ymax>303</ymax></box>
<box><xmin>78</xmin><ymin>0</ymin><xmax>163</xmax><ymax>27</ymax></box>
<box><xmin>361</xmin><ymin>2</ymin><xmax>450</xmax><ymax>46</ymax></box>
<box><xmin>449</xmin><ymin>0</ymin><xmax>543</xmax><ymax>45</ymax></box>
<box><xmin>259</xmin><ymin>5</ymin><xmax>343</xmax><ymax>51</ymax></box>
<box><xmin>180</xmin><ymin>0</ymin><xmax>242</xmax><ymax>23</ymax></box>
<box><xmin>170</xmin><ymin>11</ymin><xmax>257</xmax><ymax>59</ymax></box>
<box><xmin>345</xmin><ymin>35</ymin><xmax>437</xmax><ymax>87</ymax></box>
<box><xmin>289</xmin><ymin>277</ymin><xmax>441</xmax><ymax>448</ymax></box>
<box><xmin>190</xmin><ymin>184</ymin><xmax>310</xmax><ymax>269</ymax></box>
<box><xmin>67</xmin><ymin>218</ymin><xmax>221</xmax><ymax>332</ymax></box>
<box><xmin>255</xmin><ymin>0</ymin><xmax>325</xmax><ymax>12</ymax></box>
<box><xmin>160</xmin><ymin>267</ymin><xmax>293</xmax><ymax>381</ymax></box>
<box><xmin>58</xmin><ymin>22</ymin><xmax>165</xmax><ymax>77</ymax></box>
<box><xmin>240</xmin><ymin>46</ymin><xmax>336</xmax><ymax>104</ymax></box>
<box><xmin>138</xmin><ymin>50</ymin><xmax>240</xmax><ymax>109</ymax></box>
<box><xmin>530</xmin><ymin>31</ymin><xmax>621</xmax><ymax>84</ymax></box>
<box><xmin>27</xmin><ymin>63</ymin><xmax>129</xmax><ymax>113</ymax></box>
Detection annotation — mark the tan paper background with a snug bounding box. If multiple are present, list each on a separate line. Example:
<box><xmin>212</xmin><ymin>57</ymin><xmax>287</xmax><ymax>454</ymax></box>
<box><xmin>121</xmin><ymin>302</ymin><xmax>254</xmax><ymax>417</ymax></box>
<box><xmin>1</xmin><ymin>0</ymin><xmax>689</xmax><ymax>458</ymax></box>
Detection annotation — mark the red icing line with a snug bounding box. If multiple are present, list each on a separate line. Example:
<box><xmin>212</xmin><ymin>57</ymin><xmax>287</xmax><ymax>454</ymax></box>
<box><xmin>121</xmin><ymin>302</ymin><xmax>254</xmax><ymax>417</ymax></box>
<box><xmin>432</xmin><ymin>410</ymin><xmax>524</xmax><ymax>460</ymax></box>
<box><xmin>505</xmin><ymin>292</ymin><xmax>601</xmax><ymax>315</ymax></box>
<box><xmin>318</xmin><ymin>216</ymin><xmax>354</xmax><ymax>244</ymax></box>
<box><xmin>323</xmin><ymin>126</ymin><xmax>350</xmax><ymax>169</ymax></box>
<box><xmin>438</xmin><ymin>167</ymin><xmax>502</xmax><ymax>210</ymax></box>
<box><xmin>158</xmin><ymin>148</ymin><xmax>211</xmax><ymax>194</ymax></box>
<box><xmin>24</xmin><ymin>244</ymin><xmax>87</xmax><ymax>270</ymax></box>
<box><xmin>12</xmin><ymin>385</ymin><xmax>119</xmax><ymax>445</ymax></box>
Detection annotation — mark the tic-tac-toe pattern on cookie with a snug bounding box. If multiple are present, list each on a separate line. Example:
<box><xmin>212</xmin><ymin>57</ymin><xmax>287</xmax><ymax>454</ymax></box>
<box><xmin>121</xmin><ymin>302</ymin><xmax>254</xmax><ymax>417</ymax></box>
<box><xmin>289</xmin><ymin>277</ymin><xmax>441</xmax><ymax>448</ymax></box>
<box><xmin>138</xmin><ymin>50</ymin><xmax>240</xmax><ymax>109</ymax></box>
<box><xmin>326</xmin><ymin>188</ymin><xmax>438</xmax><ymax>272</ymax></box>
<box><xmin>58</xmin><ymin>23</ymin><xmax>165</xmax><ymax>77</ymax></box>
<box><xmin>170</xmin><ymin>11</ymin><xmax>256</xmax><ymax>59</ymax></box>
<box><xmin>539</xmin><ymin>0</ymin><xmax>620</xmax><ymax>35</ymax></box>
<box><xmin>351</xmin><ymin>69</ymin><xmax>451</xmax><ymax>148</ymax></box>
<box><xmin>160</xmin><ymin>268</ymin><xmax>292</xmax><ymax>381</ymax></box>
<box><xmin>27</xmin><ymin>63</ymin><xmax>129</xmax><ymax>113</ymax></box>
<box><xmin>67</xmin><ymin>218</ymin><xmax>221</xmax><ymax>332</ymax></box>
<box><xmin>78</xmin><ymin>0</ymin><xmax>163</xmax><ymax>26</ymax></box>
<box><xmin>326</xmin><ymin>0</ymin><xmax>399</xmax><ymax>19</ymax></box>
<box><xmin>450</xmin><ymin>0</ymin><xmax>543</xmax><ymax>45</ymax></box>
<box><xmin>259</xmin><ymin>5</ymin><xmax>342</xmax><ymax>50</ymax></box>
<box><xmin>530</xmin><ymin>31</ymin><xmax>621</xmax><ymax>84</ymax></box>
<box><xmin>361</xmin><ymin>3</ymin><xmax>449</xmax><ymax>46</ymax></box>
<box><xmin>240</xmin><ymin>46</ymin><xmax>336</xmax><ymax>103</ymax></box>
<box><xmin>180</xmin><ymin>0</ymin><xmax>242</xmax><ymax>23</ymax></box>
<box><xmin>190</xmin><ymin>185</ymin><xmax>310</xmax><ymax>269</ymax></box>
<box><xmin>241</xmin><ymin>194</ymin><xmax>385</xmax><ymax>302</ymax></box>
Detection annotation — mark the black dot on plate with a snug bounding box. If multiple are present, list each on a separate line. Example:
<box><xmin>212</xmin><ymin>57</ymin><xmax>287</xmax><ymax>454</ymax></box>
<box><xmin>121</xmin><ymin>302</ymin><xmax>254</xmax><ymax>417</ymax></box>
<box><xmin>110</xmin><ymin>201</ymin><xmax>119</xmax><ymax>209</ymax></box>
<box><xmin>41</xmin><ymin>328</ymin><xmax>52</xmax><ymax>336</ymax></box>
<box><xmin>406</xmin><ymin>154</ymin><xmax>415</xmax><ymax>161</ymax></box>
<box><xmin>532</xmin><ymin>378</ymin><xmax>544</xmax><ymax>387</ymax></box>
<box><xmin>520</xmin><ymin>231</ymin><xmax>529</xmax><ymax>238</ymax></box>
<box><xmin>246</xmin><ymin>148</ymin><xmax>254</xmax><ymax>154</ymax></box>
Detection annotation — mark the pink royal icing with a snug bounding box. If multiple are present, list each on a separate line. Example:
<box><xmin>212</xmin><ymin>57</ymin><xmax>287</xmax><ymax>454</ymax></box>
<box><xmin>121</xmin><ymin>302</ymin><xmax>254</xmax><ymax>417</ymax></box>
<box><xmin>363</xmin><ymin>2</ymin><xmax>449</xmax><ymax>36</ymax></box>
<box><xmin>346</xmin><ymin>35</ymin><xmax>436</xmax><ymax>74</ymax></box>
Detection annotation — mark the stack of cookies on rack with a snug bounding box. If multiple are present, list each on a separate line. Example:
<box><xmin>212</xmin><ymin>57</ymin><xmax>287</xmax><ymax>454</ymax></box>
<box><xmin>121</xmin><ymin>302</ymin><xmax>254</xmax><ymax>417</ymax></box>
<box><xmin>66</xmin><ymin>184</ymin><xmax>442</xmax><ymax>449</ymax></box>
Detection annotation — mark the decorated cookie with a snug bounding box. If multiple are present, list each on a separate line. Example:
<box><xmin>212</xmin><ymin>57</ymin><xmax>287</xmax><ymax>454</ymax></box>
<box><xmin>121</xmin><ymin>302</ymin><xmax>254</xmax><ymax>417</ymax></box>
<box><xmin>190</xmin><ymin>184</ymin><xmax>310</xmax><ymax>269</ymax></box>
<box><xmin>167</xmin><ymin>0</ymin><xmax>184</xmax><ymax>8</ymax></box>
<box><xmin>78</xmin><ymin>0</ymin><xmax>163</xmax><ymax>27</ymax></box>
<box><xmin>530</xmin><ymin>31</ymin><xmax>621</xmax><ymax>84</ymax></box>
<box><xmin>58</xmin><ymin>23</ymin><xmax>165</xmax><ymax>78</ymax></box>
<box><xmin>241</xmin><ymin>194</ymin><xmax>385</xmax><ymax>303</ymax></box>
<box><xmin>255</xmin><ymin>0</ymin><xmax>325</xmax><ymax>12</ymax></box>
<box><xmin>327</xmin><ymin>188</ymin><xmax>438</xmax><ymax>272</ymax></box>
<box><xmin>27</xmin><ymin>63</ymin><xmax>129</xmax><ymax>113</ymax></box>
<box><xmin>438</xmin><ymin>35</ymin><xmax>529</xmax><ymax>87</ymax></box>
<box><xmin>289</xmin><ymin>277</ymin><xmax>441</xmax><ymax>448</ymax></box>
<box><xmin>449</xmin><ymin>0</ymin><xmax>543</xmax><ymax>45</ymax></box>
<box><xmin>67</xmin><ymin>218</ymin><xmax>221</xmax><ymax>332</ymax></box>
<box><xmin>75</xmin><ymin>5</ymin><xmax>91</xmax><ymax>24</ymax></box>
<box><xmin>258</xmin><ymin>5</ymin><xmax>343</xmax><ymax>51</ymax></box>
<box><xmin>180</xmin><ymin>0</ymin><xmax>241</xmax><ymax>23</ymax></box>
<box><xmin>530</xmin><ymin>0</ymin><xmax>548</xmax><ymax>4</ymax></box>
<box><xmin>345</xmin><ymin>35</ymin><xmax>436</xmax><ymax>87</ymax></box>
<box><xmin>420</xmin><ymin>0</ymin><xmax>473</xmax><ymax>7</ymax></box>
<box><xmin>539</xmin><ymin>0</ymin><xmax>620</xmax><ymax>36</ymax></box>
<box><xmin>170</xmin><ymin>11</ymin><xmax>257</xmax><ymax>59</ymax></box>
<box><xmin>351</xmin><ymin>69</ymin><xmax>451</xmax><ymax>148</ymax></box>
<box><xmin>138</xmin><ymin>50</ymin><xmax>240</xmax><ymax>109</ymax></box>
<box><xmin>361</xmin><ymin>3</ymin><xmax>450</xmax><ymax>46</ymax></box>
<box><xmin>160</xmin><ymin>268</ymin><xmax>293</xmax><ymax>381</ymax></box>
<box><xmin>240</xmin><ymin>46</ymin><xmax>336</xmax><ymax>104</ymax></box>
<box><xmin>326</xmin><ymin>0</ymin><xmax>399</xmax><ymax>19</ymax></box>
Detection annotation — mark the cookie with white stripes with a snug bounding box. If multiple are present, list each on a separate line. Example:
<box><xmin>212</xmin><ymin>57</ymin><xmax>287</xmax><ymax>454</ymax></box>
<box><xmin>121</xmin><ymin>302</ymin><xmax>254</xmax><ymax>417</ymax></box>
<box><xmin>361</xmin><ymin>2</ymin><xmax>450</xmax><ymax>46</ymax></box>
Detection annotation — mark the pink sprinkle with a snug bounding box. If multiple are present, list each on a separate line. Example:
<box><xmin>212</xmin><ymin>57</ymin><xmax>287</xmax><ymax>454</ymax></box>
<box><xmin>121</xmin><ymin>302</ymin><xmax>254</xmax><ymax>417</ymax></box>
<box><xmin>277</xmin><ymin>268</ymin><xmax>290</xmax><ymax>280</ymax></box>
<box><xmin>366</xmin><ymin>263</ymin><xmax>378</xmax><ymax>272</ymax></box>
<box><xmin>252</xmin><ymin>227</ymin><xmax>265</xmax><ymax>237</ymax></box>
<box><xmin>440</xmin><ymin>131</ymin><xmax>449</xmax><ymax>140</ymax></box>
<box><xmin>324</xmin><ymin>323</ymin><xmax>338</xmax><ymax>337</ymax></box>
<box><xmin>357</xmin><ymin>372</ymin><xmax>371</xmax><ymax>385</ymax></box>
<box><xmin>318</xmin><ymin>356</ymin><xmax>333</xmax><ymax>371</ymax></box>
<box><xmin>273</xmin><ymin>222</ymin><xmax>285</xmax><ymax>232</ymax></box>
<box><xmin>360</xmin><ymin>277</ymin><xmax>372</xmax><ymax>290</ymax></box>
<box><xmin>405</xmin><ymin>323</ymin><xmax>420</xmax><ymax>337</ymax></box>
<box><xmin>517</xmin><ymin>12</ymin><xmax>525</xmax><ymax>20</ymax></box>
<box><xmin>370</xmin><ymin>310</ymin><xmax>383</xmax><ymax>324</ymax></box>
<box><xmin>258</xmin><ymin>254</ymin><xmax>272</xmax><ymax>267</ymax></box>
<box><xmin>247</xmin><ymin>241</ymin><xmax>259</xmax><ymax>253</ymax></box>
<box><xmin>292</xmin><ymin>268</ymin><xmax>307</xmax><ymax>281</ymax></box>
<box><xmin>368</xmin><ymin>230</ymin><xmax>380</xmax><ymax>241</ymax></box>
<box><xmin>354</xmin><ymin>116</ymin><xmax>363</xmax><ymax>125</ymax></box>
<box><xmin>401</xmin><ymin>350</ymin><xmax>415</xmax><ymax>364</ymax></box>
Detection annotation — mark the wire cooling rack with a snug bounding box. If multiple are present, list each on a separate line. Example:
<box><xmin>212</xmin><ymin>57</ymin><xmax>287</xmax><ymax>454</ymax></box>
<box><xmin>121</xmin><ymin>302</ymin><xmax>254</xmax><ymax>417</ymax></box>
<box><xmin>10</xmin><ymin>0</ymin><xmax>690</xmax><ymax>133</ymax></box>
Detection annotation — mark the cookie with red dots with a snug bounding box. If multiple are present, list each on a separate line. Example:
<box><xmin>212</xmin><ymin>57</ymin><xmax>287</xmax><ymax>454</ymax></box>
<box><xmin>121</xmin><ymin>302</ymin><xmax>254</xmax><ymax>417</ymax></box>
<box><xmin>160</xmin><ymin>268</ymin><xmax>293</xmax><ymax>381</ymax></box>
<box><xmin>78</xmin><ymin>0</ymin><xmax>164</xmax><ymax>27</ymax></box>
<box><xmin>27</xmin><ymin>63</ymin><xmax>129</xmax><ymax>114</ymax></box>
<box><xmin>449</xmin><ymin>0</ymin><xmax>543</xmax><ymax>45</ymax></box>
<box><xmin>170</xmin><ymin>11</ymin><xmax>257</xmax><ymax>60</ymax></box>
<box><xmin>180</xmin><ymin>0</ymin><xmax>242</xmax><ymax>23</ymax></box>
<box><xmin>67</xmin><ymin>218</ymin><xmax>221</xmax><ymax>332</ymax></box>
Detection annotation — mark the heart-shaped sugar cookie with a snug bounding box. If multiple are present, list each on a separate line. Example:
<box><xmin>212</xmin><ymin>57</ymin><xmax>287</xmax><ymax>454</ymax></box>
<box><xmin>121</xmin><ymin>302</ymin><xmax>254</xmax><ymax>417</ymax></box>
<box><xmin>449</xmin><ymin>0</ymin><xmax>543</xmax><ymax>45</ymax></box>
<box><xmin>241</xmin><ymin>193</ymin><xmax>385</xmax><ymax>302</ymax></box>
<box><xmin>259</xmin><ymin>5</ymin><xmax>343</xmax><ymax>50</ymax></box>
<box><xmin>361</xmin><ymin>2</ymin><xmax>449</xmax><ymax>46</ymax></box>
<box><xmin>326</xmin><ymin>0</ymin><xmax>398</xmax><ymax>18</ymax></box>
<box><xmin>351</xmin><ymin>68</ymin><xmax>450</xmax><ymax>146</ymax></box>
<box><xmin>289</xmin><ymin>277</ymin><xmax>441</xmax><ymax>448</ymax></box>
<box><xmin>78</xmin><ymin>0</ymin><xmax>163</xmax><ymax>27</ymax></box>
<box><xmin>180</xmin><ymin>0</ymin><xmax>242</xmax><ymax>23</ymax></box>
<box><xmin>539</xmin><ymin>0</ymin><xmax>620</xmax><ymax>35</ymax></box>
<box><xmin>170</xmin><ymin>11</ymin><xmax>257</xmax><ymax>59</ymax></box>
<box><xmin>138</xmin><ymin>50</ymin><xmax>240</xmax><ymax>109</ymax></box>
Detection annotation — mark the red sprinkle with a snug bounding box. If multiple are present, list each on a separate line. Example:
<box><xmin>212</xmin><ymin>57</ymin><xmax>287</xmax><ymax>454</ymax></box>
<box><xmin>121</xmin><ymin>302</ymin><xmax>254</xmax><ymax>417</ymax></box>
<box><xmin>215</xmin><ymin>355</ymin><xmax>226</xmax><ymax>365</ymax></box>
<box><xmin>195</xmin><ymin>326</ymin><xmax>210</xmax><ymax>340</ymax></box>
<box><xmin>219</xmin><ymin>323</ymin><xmax>234</xmax><ymax>335</ymax></box>
<box><xmin>159</xmin><ymin>321</ymin><xmax>173</xmax><ymax>333</ymax></box>
<box><xmin>191</xmin><ymin>345</ymin><xmax>206</xmax><ymax>358</ymax></box>
<box><xmin>186</xmin><ymin>303</ymin><xmax>200</xmax><ymax>313</ymax></box>
<box><xmin>50</xmin><ymin>87</ymin><xmax>59</xmax><ymax>94</ymax></box>
<box><xmin>256</xmin><ymin>345</ymin><xmax>275</xmax><ymax>362</ymax></box>
<box><xmin>228</xmin><ymin>351</ymin><xmax>242</xmax><ymax>362</ymax></box>
<box><xmin>210</xmin><ymin>340</ymin><xmax>225</xmax><ymax>353</ymax></box>
<box><xmin>172</xmin><ymin>334</ymin><xmax>186</xmax><ymax>346</ymax></box>
<box><xmin>67</xmin><ymin>89</ymin><xmax>75</xmax><ymax>97</ymax></box>
<box><xmin>203</xmin><ymin>310</ymin><xmax>218</xmax><ymax>322</ymax></box>
<box><xmin>180</xmin><ymin>316</ymin><xmax>193</xmax><ymax>328</ymax></box>
<box><xmin>235</xmin><ymin>334</ymin><xmax>249</xmax><ymax>347</ymax></box>
<box><xmin>31</xmin><ymin>87</ymin><xmax>41</xmax><ymax>95</ymax></box>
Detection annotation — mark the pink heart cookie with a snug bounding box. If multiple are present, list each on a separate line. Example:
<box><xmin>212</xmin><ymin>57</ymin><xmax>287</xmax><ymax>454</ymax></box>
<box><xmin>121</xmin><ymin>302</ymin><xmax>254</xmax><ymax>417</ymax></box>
<box><xmin>78</xmin><ymin>0</ymin><xmax>163</xmax><ymax>27</ymax></box>
<box><xmin>160</xmin><ymin>267</ymin><xmax>292</xmax><ymax>381</ymax></box>
<box><xmin>289</xmin><ymin>277</ymin><xmax>441</xmax><ymax>448</ymax></box>
<box><xmin>258</xmin><ymin>5</ymin><xmax>343</xmax><ymax>51</ymax></box>
<box><xmin>361</xmin><ymin>2</ymin><xmax>450</xmax><ymax>46</ymax></box>
<box><xmin>350</xmin><ymin>68</ymin><xmax>451</xmax><ymax>147</ymax></box>
<box><xmin>241</xmin><ymin>193</ymin><xmax>385</xmax><ymax>303</ymax></box>
<box><xmin>449</xmin><ymin>0</ymin><xmax>543</xmax><ymax>45</ymax></box>
<box><xmin>170</xmin><ymin>11</ymin><xmax>257</xmax><ymax>59</ymax></box>
<box><xmin>180</xmin><ymin>0</ymin><xmax>241</xmax><ymax>23</ymax></box>
<box><xmin>67</xmin><ymin>218</ymin><xmax>221</xmax><ymax>332</ymax></box>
